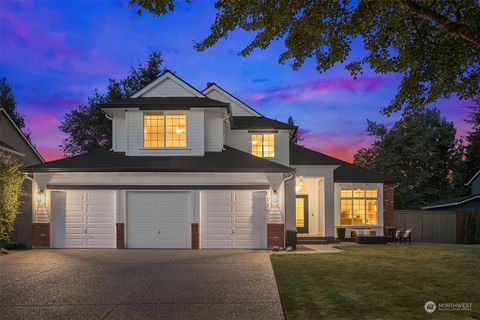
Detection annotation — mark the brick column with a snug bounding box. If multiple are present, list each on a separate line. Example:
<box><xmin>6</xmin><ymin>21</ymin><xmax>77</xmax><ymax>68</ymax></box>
<box><xmin>383</xmin><ymin>183</ymin><xmax>395</xmax><ymax>227</ymax></box>
<box><xmin>267</xmin><ymin>224</ymin><xmax>284</xmax><ymax>248</ymax></box>
<box><xmin>191</xmin><ymin>223</ymin><xmax>199</xmax><ymax>249</ymax></box>
<box><xmin>116</xmin><ymin>223</ymin><xmax>125</xmax><ymax>249</ymax></box>
<box><xmin>32</xmin><ymin>223</ymin><xmax>50</xmax><ymax>248</ymax></box>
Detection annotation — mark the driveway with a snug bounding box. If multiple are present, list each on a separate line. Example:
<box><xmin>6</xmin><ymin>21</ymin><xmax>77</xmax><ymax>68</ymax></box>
<box><xmin>0</xmin><ymin>249</ymin><xmax>284</xmax><ymax>320</ymax></box>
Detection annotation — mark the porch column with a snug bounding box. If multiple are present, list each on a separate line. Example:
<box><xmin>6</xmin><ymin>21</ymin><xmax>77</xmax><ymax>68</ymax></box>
<box><xmin>323</xmin><ymin>175</ymin><xmax>335</xmax><ymax>238</ymax></box>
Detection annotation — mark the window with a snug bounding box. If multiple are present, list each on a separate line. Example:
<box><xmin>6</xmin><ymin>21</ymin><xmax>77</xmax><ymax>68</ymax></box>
<box><xmin>340</xmin><ymin>187</ymin><xmax>378</xmax><ymax>225</ymax></box>
<box><xmin>251</xmin><ymin>133</ymin><xmax>275</xmax><ymax>158</ymax></box>
<box><xmin>144</xmin><ymin>112</ymin><xmax>186</xmax><ymax>148</ymax></box>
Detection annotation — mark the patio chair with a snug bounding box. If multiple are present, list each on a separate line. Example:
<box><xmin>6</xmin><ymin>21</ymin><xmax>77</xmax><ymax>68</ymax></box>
<box><xmin>400</xmin><ymin>229</ymin><xmax>412</xmax><ymax>245</ymax></box>
<box><xmin>393</xmin><ymin>229</ymin><xmax>402</xmax><ymax>244</ymax></box>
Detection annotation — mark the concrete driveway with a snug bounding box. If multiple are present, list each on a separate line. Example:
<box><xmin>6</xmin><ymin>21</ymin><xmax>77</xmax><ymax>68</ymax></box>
<box><xmin>0</xmin><ymin>249</ymin><xmax>284</xmax><ymax>320</ymax></box>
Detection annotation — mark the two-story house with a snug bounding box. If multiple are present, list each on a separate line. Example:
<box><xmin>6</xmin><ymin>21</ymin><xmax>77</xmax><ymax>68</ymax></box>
<box><xmin>26</xmin><ymin>71</ymin><xmax>394</xmax><ymax>249</ymax></box>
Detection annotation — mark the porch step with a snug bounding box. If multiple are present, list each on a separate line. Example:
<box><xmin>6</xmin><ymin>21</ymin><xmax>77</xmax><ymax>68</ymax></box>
<box><xmin>297</xmin><ymin>237</ymin><xmax>340</xmax><ymax>245</ymax></box>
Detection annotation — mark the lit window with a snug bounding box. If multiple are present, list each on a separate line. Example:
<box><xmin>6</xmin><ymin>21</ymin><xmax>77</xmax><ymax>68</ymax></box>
<box><xmin>251</xmin><ymin>133</ymin><xmax>275</xmax><ymax>158</ymax></box>
<box><xmin>144</xmin><ymin>112</ymin><xmax>186</xmax><ymax>148</ymax></box>
<box><xmin>340</xmin><ymin>187</ymin><xmax>378</xmax><ymax>225</ymax></box>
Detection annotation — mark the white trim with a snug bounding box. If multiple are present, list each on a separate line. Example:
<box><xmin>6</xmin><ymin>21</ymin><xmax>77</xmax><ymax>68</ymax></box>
<box><xmin>465</xmin><ymin>170</ymin><xmax>480</xmax><ymax>186</ymax></box>
<box><xmin>0</xmin><ymin>145</ymin><xmax>25</xmax><ymax>157</ymax></box>
<box><xmin>131</xmin><ymin>71</ymin><xmax>205</xmax><ymax>98</ymax></box>
<box><xmin>202</xmin><ymin>84</ymin><xmax>262</xmax><ymax>117</ymax></box>
<box><xmin>422</xmin><ymin>195</ymin><xmax>480</xmax><ymax>209</ymax></box>
<box><xmin>0</xmin><ymin>108</ymin><xmax>45</xmax><ymax>162</ymax></box>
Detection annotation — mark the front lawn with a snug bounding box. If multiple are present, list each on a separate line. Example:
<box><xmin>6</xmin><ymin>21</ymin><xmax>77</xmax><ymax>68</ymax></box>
<box><xmin>271</xmin><ymin>244</ymin><xmax>480</xmax><ymax>320</ymax></box>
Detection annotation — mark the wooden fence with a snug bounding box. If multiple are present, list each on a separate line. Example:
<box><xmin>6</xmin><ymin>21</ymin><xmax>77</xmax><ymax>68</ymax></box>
<box><xmin>9</xmin><ymin>214</ymin><xmax>32</xmax><ymax>248</ymax></box>
<box><xmin>395</xmin><ymin>210</ymin><xmax>467</xmax><ymax>244</ymax></box>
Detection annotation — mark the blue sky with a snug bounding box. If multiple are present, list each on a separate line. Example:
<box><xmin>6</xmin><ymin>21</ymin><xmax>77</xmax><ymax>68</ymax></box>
<box><xmin>0</xmin><ymin>0</ymin><xmax>472</xmax><ymax>160</ymax></box>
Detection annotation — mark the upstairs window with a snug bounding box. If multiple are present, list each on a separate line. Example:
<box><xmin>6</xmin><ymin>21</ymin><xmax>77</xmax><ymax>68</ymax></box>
<box><xmin>251</xmin><ymin>133</ymin><xmax>275</xmax><ymax>158</ymax></box>
<box><xmin>144</xmin><ymin>112</ymin><xmax>187</xmax><ymax>148</ymax></box>
<box><xmin>340</xmin><ymin>188</ymin><xmax>378</xmax><ymax>225</ymax></box>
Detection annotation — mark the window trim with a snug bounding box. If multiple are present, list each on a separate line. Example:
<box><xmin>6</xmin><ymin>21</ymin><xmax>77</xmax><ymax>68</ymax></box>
<box><xmin>143</xmin><ymin>111</ymin><xmax>187</xmax><ymax>149</ymax></box>
<box><xmin>251</xmin><ymin>133</ymin><xmax>275</xmax><ymax>158</ymax></box>
<box><xmin>340</xmin><ymin>187</ymin><xmax>378</xmax><ymax>226</ymax></box>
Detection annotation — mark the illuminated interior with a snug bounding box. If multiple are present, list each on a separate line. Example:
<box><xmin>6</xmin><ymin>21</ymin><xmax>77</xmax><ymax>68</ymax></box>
<box><xmin>251</xmin><ymin>133</ymin><xmax>275</xmax><ymax>158</ymax></box>
<box><xmin>296</xmin><ymin>197</ymin><xmax>305</xmax><ymax>228</ymax></box>
<box><xmin>144</xmin><ymin>112</ymin><xmax>186</xmax><ymax>148</ymax></box>
<box><xmin>340</xmin><ymin>187</ymin><xmax>378</xmax><ymax>225</ymax></box>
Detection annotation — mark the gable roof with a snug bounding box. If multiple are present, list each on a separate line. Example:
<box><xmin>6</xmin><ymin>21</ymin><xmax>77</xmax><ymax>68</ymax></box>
<box><xmin>0</xmin><ymin>108</ymin><xmax>44</xmax><ymax>162</ymax></box>
<box><xmin>422</xmin><ymin>194</ymin><xmax>480</xmax><ymax>210</ymax></box>
<box><xmin>231</xmin><ymin>116</ymin><xmax>295</xmax><ymax>130</ymax></box>
<box><xmin>99</xmin><ymin>97</ymin><xmax>229</xmax><ymax>110</ymax></box>
<box><xmin>0</xmin><ymin>141</ymin><xmax>25</xmax><ymax>157</ymax></box>
<box><xmin>466</xmin><ymin>169</ymin><xmax>480</xmax><ymax>186</ymax></box>
<box><xmin>202</xmin><ymin>83</ymin><xmax>262</xmax><ymax>117</ymax></box>
<box><xmin>130</xmin><ymin>70</ymin><xmax>206</xmax><ymax>98</ymax></box>
<box><xmin>290</xmin><ymin>144</ymin><xmax>346</xmax><ymax>166</ymax></box>
<box><xmin>24</xmin><ymin>146</ymin><xmax>293</xmax><ymax>173</ymax></box>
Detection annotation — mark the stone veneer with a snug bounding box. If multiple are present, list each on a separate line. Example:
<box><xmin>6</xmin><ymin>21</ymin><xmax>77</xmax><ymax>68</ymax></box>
<box><xmin>383</xmin><ymin>183</ymin><xmax>395</xmax><ymax>227</ymax></box>
<box><xmin>267</xmin><ymin>224</ymin><xmax>285</xmax><ymax>248</ymax></box>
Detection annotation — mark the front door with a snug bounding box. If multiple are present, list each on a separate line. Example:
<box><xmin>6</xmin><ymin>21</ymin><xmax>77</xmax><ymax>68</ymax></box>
<box><xmin>295</xmin><ymin>195</ymin><xmax>309</xmax><ymax>234</ymax></box>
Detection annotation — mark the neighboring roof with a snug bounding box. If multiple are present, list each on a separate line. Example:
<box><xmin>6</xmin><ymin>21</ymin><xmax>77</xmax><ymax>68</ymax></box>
<box><xmin>334</xmin><ymin>163</ymin><xmax>395</xmax><ymax>183</ymax></box>
<box><xmin>130</xmin><ymin>70</ymin><xmax>206</xmax><ymax>98</ymax></box>
<box><xmin>231</xmin><ymin>116</ymin><xmax>295</xmax><ymax>130</ymax></box>
<box><xmin>25</xmin><ymin>146</ymin><xmax>293</xmax><ymax>173</ymax></box>
<box><xmin>0</xmin><ymin>141</ymin><xmax>25</xmax><ymax>157</ymax></box>
<box><xmin>0</xmin><ymin>109</ymin><xmax>44</xmax><ymax>162</ymax></box>
<box><xmin>466</xmin><ymin>169</ymin><xmax>480</xmax><ymax>186</ymax></box>
<box><xmin>99</xmin><ymin>97</ymin><xmax>229</xmax><ymax>110</ymax></box>
<box><xmin>290</xmin><ymin>144</ymin><xmax>346</xmax><ymax>166</ymax></box>
<box><xmin>202</xmin><ymin>83</ymin><xmax>263</xmax><ymax>117</ymax></box>
<box><xmin>422</xmin><ymin>195</ymin><xmax>480</xmax><ymax>210</ymax></box>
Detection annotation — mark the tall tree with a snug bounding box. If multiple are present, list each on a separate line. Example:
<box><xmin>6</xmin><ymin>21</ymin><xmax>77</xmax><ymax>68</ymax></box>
<box><xmin>59</xmin><ymin>51</ymin><xmax>166</xmax><ymax>155</ymax></box>
<box><xmin>353</xmin><ymin>109</ymin><xmax>463</xmax><ymax>209</ymax></box>
<box><xmin>463</xmin><ymin>98</ymin><xmax>480</xmax><ymax>181</ymax></box>
<box><xmin>131</xmin><ymin>0</ymin><xmax>480</xmax><ymax>116</ymax></box>
<box><xmin>0</xmin><ymin>77</ymin><xmax>31</xmax><ymax>141</ymax></box>
<box><xmin>287</xmin><ymin>116</ymin><xmax>303</xmax><ymax>145</ymax></box>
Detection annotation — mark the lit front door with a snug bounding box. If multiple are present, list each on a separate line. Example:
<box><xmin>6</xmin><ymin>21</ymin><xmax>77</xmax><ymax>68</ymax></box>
<box><xmin>295</xmin><ymin>195</ymin><xmax>309</xmax><ymax>234</ymax></box>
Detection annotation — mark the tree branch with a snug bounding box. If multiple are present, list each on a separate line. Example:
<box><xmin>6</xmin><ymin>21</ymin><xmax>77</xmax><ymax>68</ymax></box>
<box><xmin>400</xmin><ymin>0</ymin><xmax>480</xmax><ymax>45</ymax></box>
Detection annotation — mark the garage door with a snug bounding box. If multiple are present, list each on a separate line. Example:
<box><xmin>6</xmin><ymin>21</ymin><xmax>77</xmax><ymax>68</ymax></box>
<box><xmin>201</xmin><ymin>191</ymin><xmax>267</xmax><ymax>249</ymax></box>
<box><xmin>127</xmin><ymin>191</ymin><xmax>191</xmax><ymax>248</ymax></box>
<box><xmin>51</xmin><ymin>190</ymin><xmax>116</xmax><ymax>248</ymax></box>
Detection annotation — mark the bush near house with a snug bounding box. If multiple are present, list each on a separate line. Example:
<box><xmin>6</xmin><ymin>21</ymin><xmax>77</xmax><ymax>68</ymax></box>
<box><xmin>0</xmin><ymin>151</ymin><xmax>24</xmax><ymax>243</ymax></box>
<box><xmin>475</xmin><ymin>213</ymin><xmax>480</xmax><ymax>245</ymax></box>
<box><xmin>464</xmin><ymin>210</ymin><xmax>480</xmax><ymax>245</ymax></box>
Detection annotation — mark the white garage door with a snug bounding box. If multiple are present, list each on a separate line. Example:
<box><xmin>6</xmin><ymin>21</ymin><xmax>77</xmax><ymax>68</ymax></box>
<box><xmin>52</xmin><ymin>190</ymin><xmax>116</xmax><ymax>248</ymax></box>
<box><xmin>201</xmin><ymin>191</ymin><xmax>267</xmax><ymax>249</ymax></box>
<box><xmin>127</xmin><ymin>191</ymin><xmax>191</xmax><ymax>248</ymax></box>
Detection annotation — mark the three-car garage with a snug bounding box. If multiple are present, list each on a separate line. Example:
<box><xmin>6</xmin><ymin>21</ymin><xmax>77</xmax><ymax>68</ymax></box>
<box><xmin>49</xmin><ymin>189</ymin><xmax>268</xmax><ymax>249</ymax></box>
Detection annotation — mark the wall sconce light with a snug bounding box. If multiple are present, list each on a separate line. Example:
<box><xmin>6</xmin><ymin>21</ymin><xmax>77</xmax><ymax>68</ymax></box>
<box><xmin>272</xmin><ymin>189</ymin><xmax>279</xmax><ymax>203</ymax></box>
<box><xmin>36</xmin><ymin>189</ymin><xmax>46</xmax><ymax>203</ymax></box>
<box><xmin>295</xmin><ymin>177</ymin><xmax>304</xmax><ymax>192</ymax></box>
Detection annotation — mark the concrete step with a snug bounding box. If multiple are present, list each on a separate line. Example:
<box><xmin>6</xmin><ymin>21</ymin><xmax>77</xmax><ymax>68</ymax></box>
<box><xmin>297</xmin><ymin>239</ymin><xmax>329</xmax><ymax>245</ymax></box>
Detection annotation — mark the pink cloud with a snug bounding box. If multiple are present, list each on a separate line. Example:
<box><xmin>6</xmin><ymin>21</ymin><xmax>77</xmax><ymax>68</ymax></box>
<box><xmin>245</xmin><ymin>76</ymin><xmax>386</xmax><ymax>104</ymax></box>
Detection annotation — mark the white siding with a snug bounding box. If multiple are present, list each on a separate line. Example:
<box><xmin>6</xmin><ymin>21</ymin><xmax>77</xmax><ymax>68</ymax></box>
<box><xmin>115</xmin><ymin>112</ymin><xmax>127</xmax><ymax>152</ymax></box>
<box><xmin>141</xmin><ymin>78</ymin><xmax>197</xmax><ymax>97</ymax></box>
<box><xmin>204</xmin><ymin>110</ymin><xmax>224</xmax><ymax>152</ymax></box>
<box><xmin>204</xmin><ymin>88</ymin><xmax>259</xmax><ymax>116</ymax></box>
<box><xmin>125</xmin><ymin>110</ymin><xmax>205</xmax><ymax>156</ymax></box>
<box><xmin>225</xmin><ymin>128</ymin><xmax>290</xmax><ymax>166</ymax></box>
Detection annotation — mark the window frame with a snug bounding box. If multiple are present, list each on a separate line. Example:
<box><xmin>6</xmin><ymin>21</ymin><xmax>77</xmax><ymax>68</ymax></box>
<box><xmin>340</xmin><ymin>187</ymin><xmax>378</xmax><ymax>226</ymax></box>
<box><xmin>250</xmin><ymin>133</ymin><xmax>275</xmax><ymax>158</ymax></box>
<box><xmin>143</xmin><ymin>111</ymin><xmax>187</xmax><ymax>149</ymax></box>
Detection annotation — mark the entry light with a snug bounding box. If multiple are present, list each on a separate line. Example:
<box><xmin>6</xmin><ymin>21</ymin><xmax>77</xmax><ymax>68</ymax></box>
<box><xmin>36</xmin><ymin>190</ymin><xmax>46</xmax><ymax>203</ymax></box>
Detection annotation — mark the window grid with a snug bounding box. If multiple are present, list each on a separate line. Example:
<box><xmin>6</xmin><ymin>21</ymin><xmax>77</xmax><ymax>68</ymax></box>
<box><xmin>340</xmin><ymin>188</ymin><xmax>378</xmax><ymax>225</ymax></box>
<box><xmin>144</xmin><ymin>112</ymin><xmax>186</xmax><ymax>148</ymax></box>
<box><xmin>251</xmin><ymin>133</ymin><xmax>275</xmax><ymax>158</ymax></box>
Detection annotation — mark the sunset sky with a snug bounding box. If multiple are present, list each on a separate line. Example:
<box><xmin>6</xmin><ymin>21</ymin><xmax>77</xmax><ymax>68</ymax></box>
<box><xmin>0</xmin><ymin>1</ymin><xmax>473</xmax><ymax>162</ymax></box>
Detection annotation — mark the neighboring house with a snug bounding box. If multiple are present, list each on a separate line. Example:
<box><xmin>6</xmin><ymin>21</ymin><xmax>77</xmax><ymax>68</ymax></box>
<box><xmin>25</xmin><ymin>71</ymin><xmax>394</xmax><ymax>249</ymax></box>
<box><xmin>0</xmin><ymin>108</ymin><xmax>44</xmax><ymax>246</ymax></box>
<box><xmin>422</xmin><ymin>170</ymin><xmax>480</xmax><ymax>211</ymax></box>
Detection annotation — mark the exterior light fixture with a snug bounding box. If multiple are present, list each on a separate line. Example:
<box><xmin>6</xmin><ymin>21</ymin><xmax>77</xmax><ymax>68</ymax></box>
<box><xmin>271</xmin><ymin>189</ymin><xmax>279</xmax><ymax>203</ymax></box>
<box><xmin>295</xmin><ymin>177</ymin><xmax>304</xmax><ymax>192</ymax></box>
<box><xmin>36</xmin><ymin>189</ymin><xmax>46</xmax><ymax>203</ymax></box>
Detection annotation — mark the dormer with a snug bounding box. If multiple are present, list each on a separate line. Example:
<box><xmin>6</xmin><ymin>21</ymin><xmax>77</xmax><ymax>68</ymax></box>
<box><xmin>101</xmin><ymin>71</ymin><xmax>229</xmax><ymax>156</ymax></box>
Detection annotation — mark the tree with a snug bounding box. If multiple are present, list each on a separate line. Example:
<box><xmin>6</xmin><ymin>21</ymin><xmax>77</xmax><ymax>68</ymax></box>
<box><xmin>0</xmin><ymin>151</ymin><xmax>24</xmax><ymax>242</ymax></box>
<box><xmin>463</xmin><ymin>98</ymin><xmax>480</xmax><ymax>181</ymax></box>
<box><xmin>59</xmin><ymin>51</ymin><xmax>166</xmax><ymax>155</ymax></box>
<box><xmin>287</xmin><ymin>116</ymin><xmax>303</xmax><ymax>145</ymax></box>
<box><xmin>0</xmin><ymin>77</ymin><xmax>31</xmax><ymax>141</ymax></box>
<box><xmin>131</xmin><ymin>0</ymin><xmax>480</xmax><ymax>116</ymax></box>
<box><xmin>353</xmin><ymin>108</ymin><xmax>463</xmax><ymax>209</ymax></box>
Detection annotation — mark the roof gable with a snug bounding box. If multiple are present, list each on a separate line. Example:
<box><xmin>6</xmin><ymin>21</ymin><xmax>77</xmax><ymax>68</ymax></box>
<box><xmin>202</xmin><ymin>84</ymin><xmax>262</xmax><ymax>117</ymax></box>
<box><xmin>466</xmin><ymin>170</ymin><xmax>480</xmax><ymax>186</ymax></box>
<box><xmin>131</xmin><ymin>70</ymin><xmax>205</xmax><ymax>98</ymax></box>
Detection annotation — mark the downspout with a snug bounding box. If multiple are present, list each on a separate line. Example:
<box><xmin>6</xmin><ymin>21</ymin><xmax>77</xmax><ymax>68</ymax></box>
<box><xmin>105</xmin><ymin>113</ymin><xmax>114</xmax><ymax>151</ymax></box>
<box><xmin>282</xmin><ymin>169</ymin><xmax>296</xmax><ymax>226</ymax></box>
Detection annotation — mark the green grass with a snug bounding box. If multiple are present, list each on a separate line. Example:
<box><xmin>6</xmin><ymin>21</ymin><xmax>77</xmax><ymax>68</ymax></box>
<box><xmin>271</xmin><ymin>245</ymin><xmax>480</xmax><ymax>320</ymax></box>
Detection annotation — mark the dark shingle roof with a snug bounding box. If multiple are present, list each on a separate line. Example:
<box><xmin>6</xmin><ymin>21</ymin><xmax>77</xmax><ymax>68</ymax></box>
<box><xmin>422</xmin><ymin>195</ymin><xmax>480</xmax><ymax>209</ymax></box>
<box><xmin>24</xmin><ymin>146</ymin><xmax>293</xmax><ymax>173</ymax></box>
<box><xmin>334</xmin><ymin>163</ymin><xmax>395</xmax><ymax>183</ymax></box>
<box><xmin>99</xmin><ymin>97</ymin><xmax>229</xmax><ymax>110</ymax></box>
<box><xmin>290</xmin><ymin>144</ymin><xmax>345</xmax><ymax>166</ymax></box>
<box><xmin>231</xmin><ymin>117</ymin><xmax>295</xmax><ymax>130</ymax></box>
<box><xmin>0</xmin><ymin>141</ymin><xmax>22</xmax><ymax>153</ymax></box>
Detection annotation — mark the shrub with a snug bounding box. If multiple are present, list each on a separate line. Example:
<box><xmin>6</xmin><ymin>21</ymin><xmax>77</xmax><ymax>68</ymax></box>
<box><xmin>475</xmin><ymin>213</ymin><xmax>480</xmax><ymax>245</ymax></box>
<box><xmin>0</xmin><ymin>151</ymin><xmax>24</xmax><ymax>242</ymax></box>
<box><xmin>464</xmin><ymin>210</ymin><xmax>478</xmax><ymax>244</ymax></box>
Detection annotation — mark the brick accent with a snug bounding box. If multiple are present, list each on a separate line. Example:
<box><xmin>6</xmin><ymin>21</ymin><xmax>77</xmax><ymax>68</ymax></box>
<box><xmin>383</xmin><ymin>183</ymin><xmax>395</xmax><ymax>227</ymax></box>
<box><xmin>32</xmin><ymin>223</ymin><xmax>50</xmax><ymax>248</ymax></box>
<box><xmin>267</xmin><ymin>224</ymin><xmax>284</xmax><ymax>248</ymax></box>
<box><xmin>116</xmin><ymin>223</ymin><xmax>125</xmax><ymax>249</ymax></box>
<box><xmin>191</xmin><ymin>223</ymin><xmax>199</xmax><ymax>249</ymax></box>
